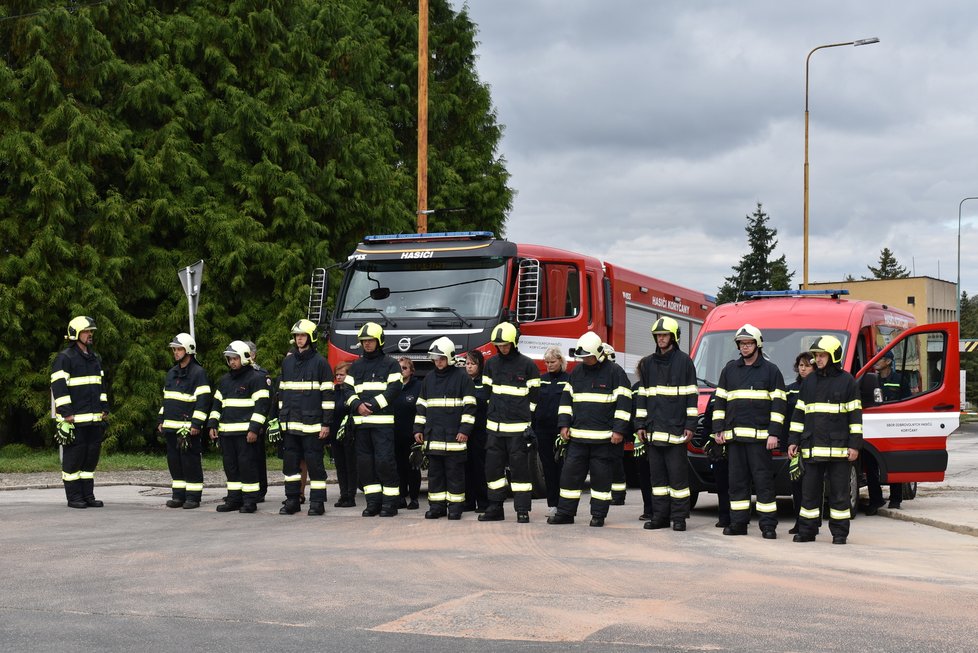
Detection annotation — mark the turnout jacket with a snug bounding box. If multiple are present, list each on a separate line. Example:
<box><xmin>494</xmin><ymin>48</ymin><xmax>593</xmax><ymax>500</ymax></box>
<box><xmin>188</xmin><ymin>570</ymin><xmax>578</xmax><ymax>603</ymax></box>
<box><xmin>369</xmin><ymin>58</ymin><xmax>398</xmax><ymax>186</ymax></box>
<box><xmin>557</xmin><ymin>359</ymin><xmax>632</xmax><ymax>443</ymax></box>
<box><xmin>635</xmin><ymin>347</ymin><xmax>698</xmax><ymax>444</ymax></box>
<box><xmin>50</xmin><ymin>343</ymin><xmax>108</xmax><ymax>425</ymax></box>
<box><xmin>207</xmin><ymin>365</ymin><xmax>271</xmax><ymax>436</ymax></box>
<box><xmin>788</xmin><ymin>365</ymin><xmax>863</xmax><ymax>460</ymax></box>
<box><xmin>532</xmin><ymin>371</ymin><xmax>570</xmax><ymax>438</ymax></box>
<box><xmin>483</xmin><ymin>347</ymin><xmax>541</xmax><ymax>436</ymax></box>
<box><xmin>277</xmin><ymin>347</ymin><xmax>334</xmax><ymax>435</ymax></box>
<box><xmin>345</xmin><ymin>349</ymin><xmax>402</xmax><ymax>427</ymax></box>
<box><xmin>158</xmin><ymin>358</ymin><xmax>211</xmax><ymax>433</ymax></box>
<box><xmin>413</xmin><ymin>366</ymin><xmax>477</xmax><ymax>454</ymax></box>
<box><xmin>712</xmin><ymin>355</ymin><xmax>787</xmax><ymax>442</ymax></box>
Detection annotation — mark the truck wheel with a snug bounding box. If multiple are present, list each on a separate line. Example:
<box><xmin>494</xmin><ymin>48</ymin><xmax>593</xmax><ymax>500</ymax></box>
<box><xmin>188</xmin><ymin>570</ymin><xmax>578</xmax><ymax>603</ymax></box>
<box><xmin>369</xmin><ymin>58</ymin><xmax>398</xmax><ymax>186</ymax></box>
<box><xmin>849</xmin><ymin>463</ymin><xmax>860</xmax><ymax>520</ymax></box>
<box><xmin>902</xmin><ymin>481</ymin><xmax>917</xmax><ymax>501</ymax></box>
<box><xmin>689</xmin><ymin>491</ymin><xmax>698</xmax><ymax>510</ymax></box>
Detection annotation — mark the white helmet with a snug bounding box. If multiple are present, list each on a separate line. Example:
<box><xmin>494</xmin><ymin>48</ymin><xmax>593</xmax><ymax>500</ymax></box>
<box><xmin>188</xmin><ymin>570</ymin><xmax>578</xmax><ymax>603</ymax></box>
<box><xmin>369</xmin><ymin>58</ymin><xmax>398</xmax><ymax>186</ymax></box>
<box><xmin>573</xmin><ymin>331</ymin><xmax>605</xmax><ymax>360</ymax></box>
<box><xmin>734</xmin><ymin>323</ymin><xmax>763</xmax><ymax>348</ymax></box>
<box><xmin>169</xmin><ymin>333</ymin><xmax>196</xmax><ymax>355</ymax></box>
<box><xmin>428</xmin><ymin>336</ymin><xmax>456</xmax><ymax>361</ymax></box>
<box><xmin>223</xmin><ymin>340</ymin><xmax>254</xmax><ymax>366</ymax></box>
<box><xmin>602</xmin><ymin>343</ymin><xmax>616</xmax><ymax>363</ymax></box>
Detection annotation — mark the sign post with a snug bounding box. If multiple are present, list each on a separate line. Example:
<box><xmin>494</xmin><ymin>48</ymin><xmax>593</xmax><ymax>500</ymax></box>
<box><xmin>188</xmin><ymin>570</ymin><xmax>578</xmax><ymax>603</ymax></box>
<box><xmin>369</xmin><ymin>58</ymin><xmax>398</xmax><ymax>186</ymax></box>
<box><xmin>178</xmin><ymin>260</ymin><xmax>204</xmax><ymax>339</ymax></box>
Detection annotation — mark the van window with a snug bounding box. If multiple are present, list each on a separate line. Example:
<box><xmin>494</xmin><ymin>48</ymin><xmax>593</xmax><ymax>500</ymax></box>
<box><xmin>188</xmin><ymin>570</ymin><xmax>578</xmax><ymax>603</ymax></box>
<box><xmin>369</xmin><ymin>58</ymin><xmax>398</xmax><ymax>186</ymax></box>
<box><xmin>874</xmin><ymin>330</ymin><xmax>947</xmax><ymax>402</ymax></box>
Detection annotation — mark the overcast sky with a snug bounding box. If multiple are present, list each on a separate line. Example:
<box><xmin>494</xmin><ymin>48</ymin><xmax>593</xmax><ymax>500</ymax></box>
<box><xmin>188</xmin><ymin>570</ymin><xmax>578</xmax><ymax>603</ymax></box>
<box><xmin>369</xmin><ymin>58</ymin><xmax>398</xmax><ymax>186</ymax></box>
<box><xmin>446</xmin><ymin>1</ymin><xmax>978</xmax><ymax>299</ymax></box>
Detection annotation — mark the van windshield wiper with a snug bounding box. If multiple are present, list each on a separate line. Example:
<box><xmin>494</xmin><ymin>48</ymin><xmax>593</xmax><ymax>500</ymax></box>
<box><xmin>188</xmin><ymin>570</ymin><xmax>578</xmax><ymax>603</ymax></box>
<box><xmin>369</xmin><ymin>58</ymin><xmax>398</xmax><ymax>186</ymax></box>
<box><xmin>407</xmin><ymin>307</ymin><xmax>473</xmax><ymax>327</ymax></box>
<box><xmin>344</xmin><ymin>308</ymin><xmax>397</xmax><ymax>327</ymax></box>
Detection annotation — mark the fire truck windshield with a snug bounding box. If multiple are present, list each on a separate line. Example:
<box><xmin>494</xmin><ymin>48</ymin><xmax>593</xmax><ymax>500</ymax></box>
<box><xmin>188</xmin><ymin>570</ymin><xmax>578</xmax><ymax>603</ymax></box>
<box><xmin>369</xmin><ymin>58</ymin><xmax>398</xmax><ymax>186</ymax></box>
<box><xmin>693</xmin><ymin>329</ymin><xmax>851</xmax><ymax>387</ymax></box>
<box><xmin>338</xmin><ymin>258</ymin><xmax>507</xmax><ymax>320</ymax></box>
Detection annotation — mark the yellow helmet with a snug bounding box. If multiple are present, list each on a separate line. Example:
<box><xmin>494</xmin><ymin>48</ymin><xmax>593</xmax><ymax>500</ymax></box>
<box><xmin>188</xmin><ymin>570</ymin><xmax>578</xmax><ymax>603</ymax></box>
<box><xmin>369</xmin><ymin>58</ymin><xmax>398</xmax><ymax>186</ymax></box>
<box><xmin>573</xmin><ymin>331</ymin><xmax>605</xmax><ymax>360</ymax></box>
<box><xmin>168</xmin><ymin>332</ymin><xmax>196</xmax><ymax>355</ymax></box>
<box><xmin>66</xmin><ymin>316</ymin><xmax>97</xmax><ymax>341</ymax></box>
<box><xmin>490</xmin><ymin>322</ymin><xmax>519</xmax><ymax>346</ymax></box>
<box><xmin>223</xmin><ymin>340</ymin><xmax>254</xmax><ymax>366</ymax></box>
<box><xmin>291</xmin><ymin>319</ymin><xmax>318</xmax><ymax>344</ymax></box>
<box><xmin>357</xmin><ymin>321</ymin><xmax>385</xmax><ymax>346</ymax></box>
<box><xmin>810</xmin><ymin>334</ymin><xmax>844</xmax><ymax>364</ymax></box>
<box><xmin>428</xmin><ymin>336</ymin><xmax>456</xmax><ymax>361</ymax></box>
<box><xmin>734</xmin><ymin>323</ymin><xmax>763</xmax><ymax>348</ymax></box>
<box><xmin>651</xmin><ymin>316</ymin><xmax>680</xmax><ymax>343</ymax></box>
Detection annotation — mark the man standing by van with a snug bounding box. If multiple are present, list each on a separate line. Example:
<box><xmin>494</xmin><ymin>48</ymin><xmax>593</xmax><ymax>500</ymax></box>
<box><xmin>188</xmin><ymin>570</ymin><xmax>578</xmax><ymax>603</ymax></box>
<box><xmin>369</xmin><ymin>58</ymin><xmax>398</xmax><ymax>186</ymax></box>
<box><xmin>712</xmin><ymin>324</ymin><xmax>786</xmax><ymax>539</ymax></box>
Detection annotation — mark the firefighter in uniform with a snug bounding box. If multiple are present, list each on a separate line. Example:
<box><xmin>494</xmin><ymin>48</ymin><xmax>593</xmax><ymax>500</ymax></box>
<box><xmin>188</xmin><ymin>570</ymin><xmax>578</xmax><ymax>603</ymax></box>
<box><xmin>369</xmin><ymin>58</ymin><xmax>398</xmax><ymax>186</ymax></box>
<box><xmin>277</xmin><ymin>319</ymin><xmax>334</xmax><ymax>516</ymax></box>
<box><xmin>788</xmin><ymin>335</ymin><xmax>862</xmax><ymax>545</ymax></box>
<box><xmin>636</xmin><ymin>317</ymin><xmax>698</xmax><ymax>531</ymax></box>
<box><xmin>711</xmin><ymin>324</ymin><xmax>786</xmax><ymax>539</ymax></box>
<box><xmin>208</xmin><ymin>340</ymin><xmax>271</xmax><ymax>513</ymax></box>
<box><xmin>157</xmin><ymin>333</ymin><xmax>211</xmax><ymax>509</ymax></box>
<box><xmin>50</xmin><ymin>316</ymin><xmax>109</xmax><ymax>509</ymax></box>
<box><xmin>479</xmin><ymin>322</ymin><xmax>541</xmax><ymax>523</ymax></box>
<box><xmin>345</xmin><ymin>322</ymin><xmax>403</xmax><ymax>517</ymax></box>
<box><xmin>414</xmin><ymin>337</ymin><xmax>477</xmax><ymax>520</ymax></box>
<box><xmin>547</xmin><ymin>332</ymin><xmax>632</xmax><ymax>527</ymax></box>
<box><xmin>603</xmin><ymin>344</ymin><xmax>628</xmax><ymax>506</ymax></box>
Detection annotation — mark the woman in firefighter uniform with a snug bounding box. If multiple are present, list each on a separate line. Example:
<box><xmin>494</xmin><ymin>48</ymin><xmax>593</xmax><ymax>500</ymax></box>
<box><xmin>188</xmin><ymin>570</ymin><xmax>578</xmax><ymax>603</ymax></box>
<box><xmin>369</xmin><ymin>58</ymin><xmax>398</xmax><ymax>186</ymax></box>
<box><xmin>547</xmin><ymin>332</ymin><xmax>632</xmax><ymax>527</ymax></box>
<box><xmin>788</xmin><ymin>335</ymin><xmax>862</xmax><ymax>545</ymax></box>
<box><xmin>413</xmin><ymin>337</ymin><xmax>477</xmax><ymax>520</ymax></box>
<box><xmin>533</xmin><ymin>346</ymin><xmax>570</xmax><ymax>515</ymax></box>
<box><xmin>50</xmin><ymin>316</ymin><xmax>109</xmax><ymax>509</ymax></box>
<box><xmin>462</xmin><ymin>350</ymin><xmax>490</xmax><ymax>512</ymax></box>
<box><xmin>208</xmin><ymin>340</ymin><xmax>271</xmax><ymax>513</ymax></box>
<box><xmin>277</xmin><ymin>320</ymin><xmax>334</xmax><ymax>517</ymax></box>
<box><xmin>636</xmin><ymin>317</ymin><xmax>698</xmax><ymax>531</ymax></box>
<box><xmin>479</xmin><ymin>322</ymin><xmax>541</xmax><ymax>523</ymax></box>
<box><xmin>157</xmin><ymin>333</ymin><xmax>211</xmax><ymax>510</ymax></box>
<box><xmin>345</xmin><ymin>322</ymin><xmax>403</xmax><ymax>517</ymax></box>
<box><xmin>711</xmin><ymin>324</ymin><xmax>787</xmax><ymax>538</ymax></box>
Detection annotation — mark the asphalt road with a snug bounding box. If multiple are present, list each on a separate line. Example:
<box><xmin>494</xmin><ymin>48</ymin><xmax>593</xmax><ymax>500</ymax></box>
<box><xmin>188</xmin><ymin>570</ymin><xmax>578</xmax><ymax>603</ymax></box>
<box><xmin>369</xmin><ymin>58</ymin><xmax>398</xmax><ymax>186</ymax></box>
<box><xmin>2</xmin><ymin>429</ymin><xmax>977</xmax><ymax>652</ymax></box>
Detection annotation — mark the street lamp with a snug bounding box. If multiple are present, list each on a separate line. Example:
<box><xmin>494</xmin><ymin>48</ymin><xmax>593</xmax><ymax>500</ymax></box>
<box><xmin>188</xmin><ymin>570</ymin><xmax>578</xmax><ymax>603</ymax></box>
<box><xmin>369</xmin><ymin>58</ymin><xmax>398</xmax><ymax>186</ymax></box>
<box><xmin>958</xmin><ymin>197</ymin><xmax>978</xmax><ymax>322</ymax></box>
<box><xmin>803</xmin><ymin>37</ymin><xmax>879</xmax><ymax>288</ymax></box>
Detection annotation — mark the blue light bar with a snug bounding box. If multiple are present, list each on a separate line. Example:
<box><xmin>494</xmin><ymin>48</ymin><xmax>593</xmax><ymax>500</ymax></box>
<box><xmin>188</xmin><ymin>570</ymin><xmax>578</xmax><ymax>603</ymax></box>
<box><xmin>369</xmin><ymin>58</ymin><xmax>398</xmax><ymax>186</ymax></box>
<box><xmin>363</xmin><ymin>231</ymin><xmax>494</xmax><ymax>243</ymax></box>
<box><xmin>742</xmin><ymin>289</ymin><xmax>850</xmax><ymax>298</ymax></box>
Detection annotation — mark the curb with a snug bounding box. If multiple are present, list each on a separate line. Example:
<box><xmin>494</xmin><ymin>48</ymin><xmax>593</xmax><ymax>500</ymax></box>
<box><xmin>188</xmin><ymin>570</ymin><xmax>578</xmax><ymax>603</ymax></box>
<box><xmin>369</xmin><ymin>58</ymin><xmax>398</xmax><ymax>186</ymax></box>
<box><xmin>878</xmin><ymin>507</ymin><xmax>978</xmax><ymax>538</ymax></box>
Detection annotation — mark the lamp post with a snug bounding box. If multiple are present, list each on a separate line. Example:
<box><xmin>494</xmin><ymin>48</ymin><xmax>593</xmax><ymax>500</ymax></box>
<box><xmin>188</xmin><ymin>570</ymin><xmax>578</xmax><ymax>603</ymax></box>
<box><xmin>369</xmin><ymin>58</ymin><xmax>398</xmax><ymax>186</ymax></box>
<box><xmin>958</xmin><ymin>197</ymin><xmax>978</xmax><ymax>321</ymax></box>
<box><xmin>803</xmin><ymin>37</ymin><xmax>879</xmax><ymax>288</ymax></box>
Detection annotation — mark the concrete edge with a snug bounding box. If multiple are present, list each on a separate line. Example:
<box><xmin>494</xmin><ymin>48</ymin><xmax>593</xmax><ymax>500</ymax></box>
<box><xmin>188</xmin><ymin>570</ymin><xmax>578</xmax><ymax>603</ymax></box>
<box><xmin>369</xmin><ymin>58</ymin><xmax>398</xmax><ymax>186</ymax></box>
<box><xmin>879</xmin><ymin>508</ymin><xmax>978</xmax><ymax>538</ymax></box>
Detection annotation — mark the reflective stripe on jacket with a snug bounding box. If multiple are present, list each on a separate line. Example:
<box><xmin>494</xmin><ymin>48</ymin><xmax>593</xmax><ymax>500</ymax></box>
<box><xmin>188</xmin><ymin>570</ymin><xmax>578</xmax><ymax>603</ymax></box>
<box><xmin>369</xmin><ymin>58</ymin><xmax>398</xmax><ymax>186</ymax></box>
<box><xmin>50</xmin><ymin>344</ymin><xmax>108</xmax><ymax>424</ymax></box>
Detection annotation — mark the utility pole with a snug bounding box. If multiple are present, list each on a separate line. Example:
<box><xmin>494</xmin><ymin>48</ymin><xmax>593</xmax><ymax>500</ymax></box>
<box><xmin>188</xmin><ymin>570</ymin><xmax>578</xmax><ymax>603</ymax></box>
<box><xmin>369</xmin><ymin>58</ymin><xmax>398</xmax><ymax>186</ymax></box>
<box><xmin>417</xmin><ymin>0</ymin><xmax>429</xmax><ymax>234</ymax></box>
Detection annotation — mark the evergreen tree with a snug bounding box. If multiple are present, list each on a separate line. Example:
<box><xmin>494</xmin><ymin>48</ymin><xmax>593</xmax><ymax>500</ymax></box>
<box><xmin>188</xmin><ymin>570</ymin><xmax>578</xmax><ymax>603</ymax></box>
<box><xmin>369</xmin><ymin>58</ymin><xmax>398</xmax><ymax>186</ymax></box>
<box><xmin>864</xmin><ymin>247</ymin><xmax>910</xmax><ymax>279</ymax></box>
<box><xmin>960</xmin><ymin>292</ymin><xmax>978</xmax><ymax>408</ymax></box>
<box><xmin>716</xmin><ymin>203</ymin><xmax>794</xmax><ymax>304</ymax></box>
<box><xmin>0</xmin><ymin>0</ymin><xmax>512</xmax><ymax>448</ymax></box>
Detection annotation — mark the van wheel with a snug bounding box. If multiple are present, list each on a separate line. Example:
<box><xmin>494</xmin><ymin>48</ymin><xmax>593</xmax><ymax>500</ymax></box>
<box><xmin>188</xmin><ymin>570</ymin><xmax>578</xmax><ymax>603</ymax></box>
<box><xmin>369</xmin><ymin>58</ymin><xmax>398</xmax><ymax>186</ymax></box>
<box><xmin>689</xmin><ymin>491</ymin><xmax>698</xmax><ymax>510</ymax></box>
<box><xmin>902</xmin><ymin>481</ymin><xmax>917</xmax><ymax>501</ymax></box>
<box><xmin>849</xmin><ymin>463</ymin><xmax>859</xmax><ymax>519</ymax></box>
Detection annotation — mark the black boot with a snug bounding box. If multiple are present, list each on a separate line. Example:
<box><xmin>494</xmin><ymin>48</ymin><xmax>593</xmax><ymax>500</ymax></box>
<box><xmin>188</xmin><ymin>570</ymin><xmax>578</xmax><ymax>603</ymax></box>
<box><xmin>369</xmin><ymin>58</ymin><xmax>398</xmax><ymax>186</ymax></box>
<box><xmin>307</xmin><ymin>502</ymin><xmax>325</xmax><ymax>516</ymax></box>
<box><xmin>64</xmin><ymin>480</ymin><xmax>87</xmax><ymax>509</ymax></box>
<box><xmin>478</xmin><ymin>503</ymin><xmax>505</xmax><ymax>522</ymax></box>
<box><xmin>280</xmin><ymin>498</ymin><xmax>301</xmax><ymax>515</ymax></box>
<box><xmin>81</xmin><ymin>478</ymin><xmax>103</xmax><ymax>507</ymax></box>
<box><xmin>547</xmin><ymin>513</ymin><xmax>574</xmax><ymax>525</ymax></box>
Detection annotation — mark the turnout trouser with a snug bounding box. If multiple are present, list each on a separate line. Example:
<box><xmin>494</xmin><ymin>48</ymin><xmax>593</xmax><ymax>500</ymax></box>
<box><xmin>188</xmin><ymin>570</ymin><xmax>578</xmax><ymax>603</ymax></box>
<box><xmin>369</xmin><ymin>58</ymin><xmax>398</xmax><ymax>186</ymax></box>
<box><xmin>485</xmin><ymin>432</ymin><xmax>533</xmax><ymax>513</ymax></box>
<box><xmin>428</xmin><ymin>453</ymin><xmax>467</xmax><ymax>515</ymax></box>
<box><xmin>799</xmin><ymin>459</ymin><xmax>852</xmax><ymax>539</ymax></box>
<box><xmin>331</xmin><ymin>436</ymin><xmax>358</xmax><ymax>501</ymax></box>
<box><xmin>395</xmin><ymin>430</ymin><xmax>421</xmax><ymax>502</ymax></box>
<box><xmin>648</xmin><ymin>442</ymin><xmax>691</xmax><ymax>522</ymax></box>
<box><xmin>555</xmin><ymin>441</ymin><xmax>616</xmax><ymax>519</ymax></box>
<box><xmin>464</xmin><ymin>429</ymin><xmax>488</xmax><ymax>509</ymax></box>
<box><xmin>356</xmin><ymin>426</ymin><xmax>399</xmax><ymax>510</ymax></box>
<box><xmin>728</xmin><ymin>441</ymin><xmax>777</xmax><ymax>532</ymax></box>
<box><xmin>283</xmin><ymin>432</ymin><xmax>327</xmax><ymax>503</ymax></box>
<box><xmin>536</xmin><ymin>428</ymin><xmax>563</xmax><ymax>508</ymax></box>
<box><xmin>62</xmin><ymin>424</ymin><xmax>104</xmax><ymax>504</ymax></box>
<box><xmin>220</xmin><ymin>435</ymin><xmax>261</xmax><ymax>507</ymax></box>
<box><xmin>165</xmin><ymin>430</ymin><xmax>204</xmax><ymax>502</ymax></box>
<box><xmin>611</xmin><ymin>440</ymin><xmax>627</xmax><ymax>503</ymax></box>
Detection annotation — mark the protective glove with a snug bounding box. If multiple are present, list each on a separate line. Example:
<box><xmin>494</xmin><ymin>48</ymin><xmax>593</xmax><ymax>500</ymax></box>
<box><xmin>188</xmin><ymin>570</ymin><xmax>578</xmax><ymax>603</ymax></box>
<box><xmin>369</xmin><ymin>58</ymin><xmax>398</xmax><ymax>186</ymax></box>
<box><xmin>266</xmin><ymin>418</ymin><xmax>282</xmax><ymax>444</ymax></box>
<box><xmin>409</xmin><ymin>442</ymin><xmax>428</xmax><ymax>471</ymax></box>
<box><xmin>632</xmin><ymin>434</ymin><xmax>646</xmax><ymax>457</ymax></box>
<box><xmin>553</xmin><ymin>435</ymin><xmax>568</xmax><ymax>464</ymax></box>
<box><xmin>176</xmin><ymin>425</ymin><xmax>191</xmax><ymax>450</ymax></box>
<box><xmin>703</xmin><ymin>438</ymin><xmax>726</xmax><ymax>463</ymax></box>
<box><xmin>788</xmin><ymin>454</ymin><xmax>804</xmax><ymax>481</ymax></box>
<box><xmin>54</xmin><ymin>420</ymin><xmax>75</xmax><ymax>446</ymax></box>
<box><xmin>522</xmin><ymin>426</ymin><xmax>538</xmax><ymax>451</ymax></box>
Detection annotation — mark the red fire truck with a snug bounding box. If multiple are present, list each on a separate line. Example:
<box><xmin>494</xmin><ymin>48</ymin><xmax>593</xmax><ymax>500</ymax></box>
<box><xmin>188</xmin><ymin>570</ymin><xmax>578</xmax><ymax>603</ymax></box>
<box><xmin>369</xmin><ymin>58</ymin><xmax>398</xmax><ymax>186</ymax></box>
<box><xmin>687</xmin><ymin>289</ymin><xmax>960</xmax><ymax>513</ymax></box>
<box><xmin>322</xmin><ymin>231</ymin><xmax>715</xmax><ymax>375</ymax></box>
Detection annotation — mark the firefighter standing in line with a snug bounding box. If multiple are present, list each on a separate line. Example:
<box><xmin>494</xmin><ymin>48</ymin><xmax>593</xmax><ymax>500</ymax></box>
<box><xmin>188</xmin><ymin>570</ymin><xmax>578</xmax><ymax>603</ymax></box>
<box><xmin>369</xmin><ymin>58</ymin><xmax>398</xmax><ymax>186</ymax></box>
<box><xmin>157</xmin><ymin>333</ymin><xmax>211</xmax><ymax>510</ymax></box>
<box><xmin>711</xmin><ymin>324</ymin><xmax>786</xmax><ymax>539</ymax></box>
<box><xmin>246</xmin><ymin>340</ymin><xmax>270</xmax><ymax>503</ymax></box>
<box><xmin>330</xmin><ymin>361</ymin><xmax>358</xmax><ymax>508</ymax></box>
<box><xmin>345</xmin><ymin>322</ymin><xmax>403</xmax><ymax>517</ymax></box>
<box><xmin>414</xmin><ymin>337</ymin><xmax>477</xmax><ymax>520</ymax></box>
<box><xmin>547</xmin><ymin>331</ymin><xmax>632</xmax><ymax>527</ymax></box>
<box><xmin>788</xmin><ymin>335</ymin><xmax>862</xmax><ymax>545</ymax></box>
<box><xmin>479</xmin><ymin>322</ymin><xmax>541</xmax><ymax>523</ymax></box>
<box><xmin>532</xmin><ymin>345</ymin><xmax>570</xmax><ymax>516</ymax></box>
<box><xmin>50</xmin><ymin>316</ymin><xmax>109</xmax><ymax>509</ymax></box>
<box><xmin>603</xmin><ymin>344</ymin><xmax>629</xmax><ymax>507</ymax></box>
<box><xmin>208</xmin><ymin>340</ymin><xmax>271</xmax><ymax>513</ymax></box>
<box><xmin>636</xmin><ymin>317</ymin><xmax>698</xmax><ymax>532</ymax></box>
<box><xmin>277</xmin><ymin>320</ymin><xmax>334</xmax><ymax>516</ymax></box>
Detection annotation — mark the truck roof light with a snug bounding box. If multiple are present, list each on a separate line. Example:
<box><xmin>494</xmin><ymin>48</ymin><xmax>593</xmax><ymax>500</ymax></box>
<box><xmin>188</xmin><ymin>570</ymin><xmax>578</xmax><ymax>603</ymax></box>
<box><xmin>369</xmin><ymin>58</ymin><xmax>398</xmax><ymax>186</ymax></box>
<box><xmin>363</xmin><ymin>231</ymin><xmax>494</xmax><ymax>243</ymax></box>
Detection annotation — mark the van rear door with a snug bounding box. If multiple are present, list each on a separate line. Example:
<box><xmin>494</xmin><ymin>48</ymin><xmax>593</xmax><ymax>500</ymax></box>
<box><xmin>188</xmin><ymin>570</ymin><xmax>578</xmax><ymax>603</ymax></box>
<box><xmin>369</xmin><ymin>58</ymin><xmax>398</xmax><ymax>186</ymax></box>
<box><xmin>856</xmin><ymin>322</ymin><xmax>959</xmax><ymax>483</ymax></box>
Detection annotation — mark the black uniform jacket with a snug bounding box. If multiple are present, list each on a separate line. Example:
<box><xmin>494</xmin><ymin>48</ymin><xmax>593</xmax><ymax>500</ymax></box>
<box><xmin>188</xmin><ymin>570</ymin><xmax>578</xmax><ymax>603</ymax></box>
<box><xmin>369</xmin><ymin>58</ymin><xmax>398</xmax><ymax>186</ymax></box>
<box><xmin>207</xmin><ymin>365</ymin><xmax>271</xmax><ymax>436</ymax></box>
<box><xmin>533</xmin><ymin>371</ymin><xmax>570</xmax><ymax>439</ymax></box>
<box><xmin>557</xmin><ymin>359</ymin><xmax>632</xmax><ymax>444</ymax></box>
<box><xmin>50</xmin><ymin>344</ymin><xmax>109</xmax><ymax>425</ymax></box>
<box><xmin>483</xmin><ymin>347</ymin><xmax>541</xmax><ymax>436</ymax></box>
<box><xmin>158</xmin><ymin>358</ymin><xmax>211</xmax><ymax>433</ymax></box>
<box><xmin>414</xmin><ymin>366</ymin><xmax>477</xmax><ymax>454</ymax></box>
<box><xmin>635</xmin><ymin>347</ymin><xmax>698</xmax><ymax>444</ymax></box>
<box><xmin>712</xmin><ymin>355</ymin><xmax>787</xmax><ymax>442</ymax></box>
<box><xmin>277</xmin><ymin>347</ymin><xmax>334</xmax><ymax>435</ymax></box>
<box><xmin>788</xmin><ymin>365</ymin><xmax>863</xmax><ymax>460</ymax></box>
<box><xmin>345</xmin><ymin>349</ymin><xmax>402</xmax><ymax>427</ymax></box>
